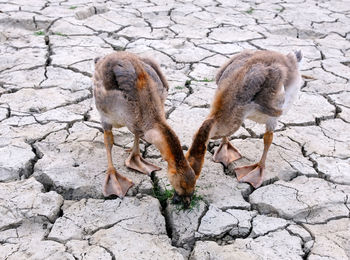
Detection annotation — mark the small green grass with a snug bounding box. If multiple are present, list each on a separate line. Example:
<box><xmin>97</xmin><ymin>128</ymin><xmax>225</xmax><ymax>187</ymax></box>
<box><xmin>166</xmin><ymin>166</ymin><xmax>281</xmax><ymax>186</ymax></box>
<box><xmin>196</xmin><ymin>77</ymin><xmax>214</xmax><ymax>83</ymax></box>
<box><xmin>54</xmin><ymin>32</ymin><xmax>67</xmax><ymax>37</ymax></box>
<box><xmin>174</xmin><ymin>191</ymin><xmax>203</xmax><ymax>212</ymax></box>
<box><xmin>275</xmin><ymin>7</ymin><xmax>285</xmax><ymax>13</ymax></box>
<box><xmin>69</xmin><ymin>6</ymin><xmax>77</xmax><ymax>9</ymax></box>
<box><xmin>152</xmin><ymin>183</ymin><xmax>174</xmax><ymax>205</ymax></box>
<box><xmin>245</xmin><ymin>7</ymin><xmax>254</xmax><ymax>14</ymax></box>
<box><xmin>34</xmin><ymin>30</ymin><xmax>45</xmax><ymax>36</ymax></box>
<box><xmin>175</xmin><ymin>86</ymin><xmax>185</xmax><ymax>90</ymax></box>
<box><xmin>202</xmin><ymin>77</ymin><xmax>214</xmax><ymax>82</ymax></box>
<box><xmin>152</xmin><ymin>182</ymin><xmax>203</xmax><ymax>211</ymax></box>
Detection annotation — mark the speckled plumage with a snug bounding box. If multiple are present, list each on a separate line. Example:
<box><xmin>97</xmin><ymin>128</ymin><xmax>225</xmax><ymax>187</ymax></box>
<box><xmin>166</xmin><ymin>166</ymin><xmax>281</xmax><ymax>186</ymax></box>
<box><xmin>187</xmin><ymin>50</ymin><xmax>303</xmax><ymax>187</ymax></box>
<box><xmin>93</xmin><ymin>51</ymin><xmax>195</xmax><ymax>204</ymax></box>
<box><xmin>210</xmin><ymin>49</ymin><xmax>301</xmax><ymax>137</ymax></box>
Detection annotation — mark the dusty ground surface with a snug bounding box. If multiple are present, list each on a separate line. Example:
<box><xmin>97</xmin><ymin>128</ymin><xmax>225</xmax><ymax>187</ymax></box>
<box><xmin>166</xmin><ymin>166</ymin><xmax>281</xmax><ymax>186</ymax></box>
<box><xmin>1</xmin><ymin>0</ymin><xmax>350</xmax><ymax>259</ymax></box>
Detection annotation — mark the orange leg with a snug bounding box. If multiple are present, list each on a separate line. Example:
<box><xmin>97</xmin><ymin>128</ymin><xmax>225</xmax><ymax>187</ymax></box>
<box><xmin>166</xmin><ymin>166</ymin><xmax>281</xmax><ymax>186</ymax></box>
<box><xmin>213</xmin><ymin>137</ymin><xmax>242</xmax><ymax>167</ymax></box>
<box><xmin>125</xmin><ymin>136</ymin><xmax>161</xmax><ymax>175</ymax></box>
<box><xmin>103</xmin><ymin>130</ymin><xmax>134</xmax><ymax>198</ymax></box>
<box><xmin>235</xmin><ymin>131</ymin><xmax>273</xmax><ymax>188</ymax></box>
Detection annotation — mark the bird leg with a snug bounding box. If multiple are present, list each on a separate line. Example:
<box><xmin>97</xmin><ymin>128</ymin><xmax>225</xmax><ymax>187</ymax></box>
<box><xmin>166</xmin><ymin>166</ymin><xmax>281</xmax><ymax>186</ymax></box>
<box><xmin>235</xmin><ymin>131</ymin><xmax>273</xmax><ymax>188</ymax></box>
<box><xmin>125</xmin><ymin>136</ymin><xmax>161</xmax><ymax>175</ymax></box>
<box><xmin>103</xmin><ymin>130</ymin><xmax>134</xmax><ymax>197</ymax></box>
<box><xmin>213</xmin><ymin>137</ymin><xmax>242</xmax><ymax>167</ymax></box>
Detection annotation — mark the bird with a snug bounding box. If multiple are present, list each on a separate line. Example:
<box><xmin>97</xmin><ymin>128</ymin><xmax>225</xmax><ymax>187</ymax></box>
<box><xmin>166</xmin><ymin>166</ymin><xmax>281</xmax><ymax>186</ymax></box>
<box><xmin>186</xmin><ymin>49</ymin><xmax>303</xmax><ymax>188</ymax></box>
<box><xmin>93</xmin><ymin>51</ymin><xmax>196</xmax><ymax>206</ymax></box>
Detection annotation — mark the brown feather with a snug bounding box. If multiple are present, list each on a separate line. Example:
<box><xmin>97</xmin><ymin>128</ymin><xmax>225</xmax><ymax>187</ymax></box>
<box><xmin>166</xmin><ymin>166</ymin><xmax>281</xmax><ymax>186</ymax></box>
<box><xmin>186</xmin><ymin>118</ymin><xmax>215</xmax><ymax>177</ymax></box>
<box><xmin>141</xmin><ymin>57</ymin><xmax>169</xmax><ymax>92</ymax></box>
<box><xmin>93</xmin><ymin>51</ymin><xmax>196</xmax><ymax>198</ymax></box>
<box><xmin>187</xmin><ymin>49</ymin><xmax>301</xmax><ymax>180</ymax></box>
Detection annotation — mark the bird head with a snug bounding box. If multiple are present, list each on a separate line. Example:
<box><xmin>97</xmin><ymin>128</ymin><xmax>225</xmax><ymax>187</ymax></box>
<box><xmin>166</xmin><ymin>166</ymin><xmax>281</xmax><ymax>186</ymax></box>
<box><xmin>168</xmin><ymin>165</ymin><xmax>196</xmax><ymax>209</ymax></box>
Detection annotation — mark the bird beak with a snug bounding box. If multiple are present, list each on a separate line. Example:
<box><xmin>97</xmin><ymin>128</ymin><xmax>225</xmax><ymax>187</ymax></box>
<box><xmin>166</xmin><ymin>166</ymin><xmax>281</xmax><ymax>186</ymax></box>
<box><xmin>172</xmin><ymin>192</ymin><xmax>182</xmax><ymax>204</ymax></box>
<box><xmin>172</xmin><ymin>192</ymin><xmax>193</xmax><ymax>209</ymax></box>
<box><xmin>182</xmin><ymin>196</ymin><xmax>191</xmax><ymax>209</ymax></box>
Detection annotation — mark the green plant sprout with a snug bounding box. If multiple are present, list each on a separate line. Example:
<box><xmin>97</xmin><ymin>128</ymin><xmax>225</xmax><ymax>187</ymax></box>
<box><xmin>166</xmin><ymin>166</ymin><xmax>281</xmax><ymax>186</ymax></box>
<box><xmin>174</xmin><ymin>191</ymin><xmax>203</xmax><ymax>212</ymax></box>
<box><xmin>200</xmin><ymin>78</ymin><xmax>214</xmax><ymax>82</ymax></box>
<box><xmin>245</xmin><ymin>7</ymin><xmax>254</xmax><ymax>14</ymax></box>
<box><xmin>34</xmin><ymin>31</ymin><xmax>45</xmax><ymax>36</ymax></box>
<box><xmin>54</xmin><ymin>32</ymin><xmax>67</xmax><ymax>37</ymax></box>
<box><xmin>152</xmin><ymin>181</ymin><xmax>203</xmax><ymax>211</ymax></box>
<box><xmin>152</xmin><ymin>182</ymin><xmax>174</xmax><ymax>205</ymax></box>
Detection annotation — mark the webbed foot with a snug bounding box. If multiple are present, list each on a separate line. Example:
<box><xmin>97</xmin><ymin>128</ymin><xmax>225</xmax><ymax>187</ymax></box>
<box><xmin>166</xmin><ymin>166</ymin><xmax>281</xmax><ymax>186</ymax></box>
<box><xmin>235</xmin><ymin>163</ymin><xmax>264</xmax><ymax>188</ymax></box>
<box><xmin>125</xmin><ymin>154</ymin><xmax>161</xmax><ymax>175</ymax></box>
<box><xmin>213</xmin><ymin>140</ymin><xmax>241</xmax><ymax>167</ymax></box>
<box><xmin>103</xmin><ymin>168</ymin><xmax>134</xmax><ymax>198</ymax></box>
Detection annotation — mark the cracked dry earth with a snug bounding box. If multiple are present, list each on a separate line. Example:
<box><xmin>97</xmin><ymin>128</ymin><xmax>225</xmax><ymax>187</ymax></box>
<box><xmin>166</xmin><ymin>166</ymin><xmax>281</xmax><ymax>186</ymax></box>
<box><xmin>0</xmin><ymin>0</ymin><xmax>349</xmax><ymax>259</ymax></box>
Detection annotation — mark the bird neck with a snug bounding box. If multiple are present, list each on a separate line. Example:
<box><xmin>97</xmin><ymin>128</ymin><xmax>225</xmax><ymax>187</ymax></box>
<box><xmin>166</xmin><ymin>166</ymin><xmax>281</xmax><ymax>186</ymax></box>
<box><xmin>186</xmin><ymin>118</ymin><xmax>215</xmax><ymax>178</ymax></box>
<box><xmin>145</xmin><ymin>121</ymin><xmax>189</xmax><ymax>172</ymax></box>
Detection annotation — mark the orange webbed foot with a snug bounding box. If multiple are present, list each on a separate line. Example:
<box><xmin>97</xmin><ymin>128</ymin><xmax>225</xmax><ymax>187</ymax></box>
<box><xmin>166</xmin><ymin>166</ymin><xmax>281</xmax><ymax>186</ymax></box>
<box><xmin>103</xmin><ymin>168</ymin><xmax>134</xmax><ymax>198</ymax></box>
<box><xmin>235</xmin><ymin>163</ymin><xmax>264</xmax><ymax>188</ymax></box>
<box><xmin>125</xmin><ymin>154</ymin><xmax>161</xmax><ymax>175</ymax></box>
<box><xmin>213</xmin><ymin>141</ymin><xmax>242</xmax><ymax>167</ymax></box>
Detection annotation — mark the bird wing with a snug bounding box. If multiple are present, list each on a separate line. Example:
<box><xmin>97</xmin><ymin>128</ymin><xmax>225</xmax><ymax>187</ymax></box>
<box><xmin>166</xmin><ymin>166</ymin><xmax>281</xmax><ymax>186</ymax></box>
<box><xmin>141</xmin><ymin>57</ymin><xmax>169</xmax><ymax>102</ymax></box>
<box><xmin>141</xmin><ymin>58</ymin><xmax>169</xmax><ymax>91</ymax></box>
<box><xmin>237</xmin><ymin>63</ymin><xmax>286</xmax><ymax>117</ymax></box>
<box><xmin>216</xmin><ymin>50</ymin><xmax>255</xmax><ymax>86</ymax></box>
